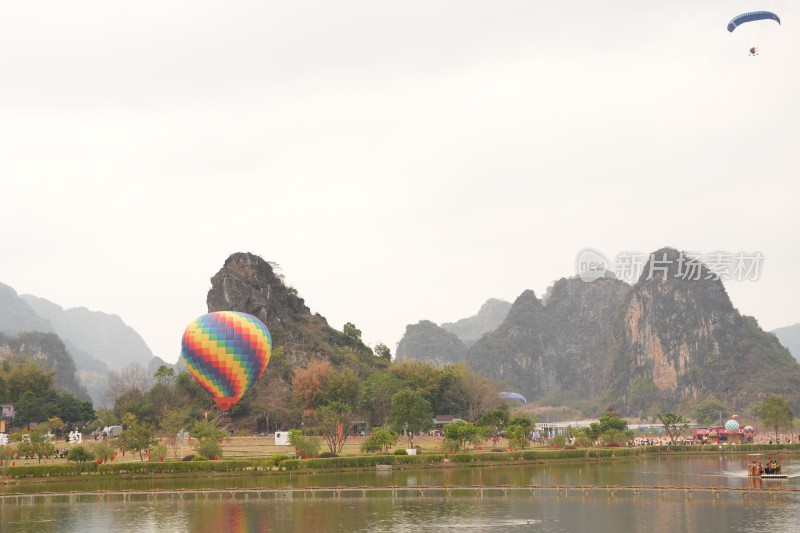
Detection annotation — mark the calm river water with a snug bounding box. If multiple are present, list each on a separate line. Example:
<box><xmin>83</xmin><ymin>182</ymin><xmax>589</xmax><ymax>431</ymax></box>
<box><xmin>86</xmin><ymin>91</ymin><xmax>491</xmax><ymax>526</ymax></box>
<box><xmin>3</xmin><ymin>455</ymin><xmax>800</xmax><ymax>532</ymax></box>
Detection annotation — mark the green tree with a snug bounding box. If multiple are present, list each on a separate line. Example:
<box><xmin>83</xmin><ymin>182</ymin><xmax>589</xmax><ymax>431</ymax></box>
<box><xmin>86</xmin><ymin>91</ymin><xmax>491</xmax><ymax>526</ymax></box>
<box><xmin>59</xmin><ymin>395</ymin><xmax>95</xmax><ymax>425</ymax></box>
<box><xmin>693</xmin><ymin>397</ymin><xmax>728</xmax><ymax>426</ymax></box>
<box><xmin>478</xmin><ymin>409</ymin><xmax>509</xmax><ymax>444</ymax></box>
<box><xmin>316</xmin><ymin>401</ymin><xmax>353</xmax><ymax>454</ymax></box>
<box><xmin>598</xmin><ymin>412</ymin><xmax>628</xmax><ymax>432</ymax></box>
<box><xmin>153</xmin><ymin>365</ymin><xmax>175</xmax><ymax>384</ymax></box>
<box><xmin>15</xmin><ymin>390</ymin><xmax>46</xmax><ymax>427</ymax></box>
<box><xmin>759</xmin><ymin>396</ymin><xmax>793</xmax><ymax>441</ymax></box>
<box><xmin>443</xmin><ymin>420</ymin><xmax>478</xmax><ymax>452</ymax></box>
<box><xmin>12</xmin><ymin>428</ymin><xmax>56</xmax><ymax>463</ymax></box>
<box><xmin>343</xmin><ymin>322</ymin><xmax>363</xmax><ymax>345</ymax></box>
<box><xmin>388</xmin><ymin>389</ymin><xmax>433</xmax><ymax>448</ymax></box>
<box><xmin>360</xmin><ymin>428</ymin><xmax>397</xmax><ymax>454</ymax></box>
<box><xmin>658</xmin><ymin>412</ymin><xmax>689</xmax><ymax>445</ymax></box>
<box><xmin>196</xmin><ymin>438</ymin><xmax>222</xmax><ymax>460</ymax></box>
<box><xmin>159</xmin><ymin>406</ymin><xmax>191</xmax><ymax>458</ymax></box>
<box><xmin>287</xmin><ymin>429</ymin><xmax>321</xmax><ymax>458</ymax></box>
<box><xmin>508</xmin><ymin>414</ymin><xmax>536</xmax><ymax>433</ymax></box>
<box><xmin>359</xmin><ymin>372</ymin><xmax>404</xmax><ymax>427</ymax></box>
<box><xmin>48</xmin><ymin>416</ymin><xmax>67</xmax><ymax>439</ymax></box>
<box><xmin>374</xmin><ymin>343</ymin><xmax>392</xmax><ymax>361</ymax></box>
<box><xmin>88</xmin><ymin>441</ymin><xmax>115</xmax><ymax>462</ymax></box>
<box><xmin>319</xmin><ymin>368</ymin><xmax>360</xmax><ymax>408</ymax></box>
<box><xmin>505</xmin><ymin>424</ymin><xmax>530</xmax><ymax>449</ymax></box>
<box><xmin>67</xmin><ymin>445</ymin><xmax>95</xmax><ymax>465</ymax></box>
<box><xmin>599</xmin><ymin>428</ymin><xmax>634</xmax><ymax>446</ymax></box>
<box><xmin>117</xmin><ymin>414</ymin><xmax>157</xmax><ymax>461</ymax></box>
<box><xmin>5</xmin><ymin>360</ymin><xmax>54</xmax><ymax>402</ymax></box>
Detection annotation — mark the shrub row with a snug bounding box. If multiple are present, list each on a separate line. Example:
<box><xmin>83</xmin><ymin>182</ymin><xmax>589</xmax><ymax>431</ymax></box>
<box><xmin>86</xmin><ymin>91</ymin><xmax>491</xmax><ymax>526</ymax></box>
<box><xmin>2</xmin><ymin>463</ymin><xmax>95</xmax><ymax>478</ymax></box>
<box><xmin>97</xmin><ymin>459</ymin><xmax>276</xmax><ymax>475</ymax></box>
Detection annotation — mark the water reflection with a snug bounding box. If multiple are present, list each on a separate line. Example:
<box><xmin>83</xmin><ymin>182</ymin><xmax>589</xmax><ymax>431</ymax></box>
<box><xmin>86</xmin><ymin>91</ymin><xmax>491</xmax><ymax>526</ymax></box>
<box><xmin>3</xmin><ymin>456</ymin><xmax>800</xmax><ymax>532</ymax></box>
<box><xmin>3</xmin><ymin>492</ymin><xmax>800</xmax><ymax>533</ymax></box>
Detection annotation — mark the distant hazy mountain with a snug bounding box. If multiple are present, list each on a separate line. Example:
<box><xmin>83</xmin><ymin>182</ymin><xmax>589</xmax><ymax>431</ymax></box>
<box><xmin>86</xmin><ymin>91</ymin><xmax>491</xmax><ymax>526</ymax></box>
<box><xmin>0</xmin><ymin>283</ymin><xmax>54</xmax><ymax>334</ymax></box>
<box><xmin>773</xmin><ymin>323</ymin><xmax>800</xmax><ymax>362</ymax></box>
<box><xmin>396</xmin><ymin>320</ymin><xmax>467</xmax><ymax>366</ymax></box>
<box><xmin>21</xmin><ymin>294</ymin><xmax>154</xmax><ymax>370</ymax></box>
<box><xmin>441</xmin><ymin>298</ymin><xmax>511</xmax><ymax>347</ymax></box>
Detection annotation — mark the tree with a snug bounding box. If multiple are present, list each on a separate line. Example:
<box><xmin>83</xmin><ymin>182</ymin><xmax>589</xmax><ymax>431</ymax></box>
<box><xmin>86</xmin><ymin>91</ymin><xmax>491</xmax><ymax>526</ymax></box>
<box><xmin>343</xmin><ymin>322</ymin><xmax>363</xmax><ymax>345</ymax></box>
<box><xmin>508</xmin><ymin>414</ymin><xmax>536</xmax><ymax>433</ymax></box>
<box><xmin>13</xmin><ymin>428</ymin><xmax>56</xmax><ymax>463</ymax></box>
<box><xmin>67</xmin><ymin>445</ymin><xmax>95</xmax><ymax>465</ymax></box>
<box><xmin>159</xmin><ymin>407</ymin><xmax>191</xmax><ymax>458</ymax></box>
<box><xmin>4</xmin><ymin>360</ymin><xmax>55</xmax><ymax>402</ymax></box>
<box><xmin>374</xmin><ymin>343</ymin><xmax>392</xmax><ymax>361</ymax></box>
<box><xmin>388</xmin><ymin>389</ymin><xmax>433</xmax><ymax>448</ymax></box>
<box><xmin>478</xmin><ymin>409</ymin><xmax>509</xmax><ymax>445</ymax></box>
<box><xmin>598</xmin><ymin>412</ymin><xmax>628</xmax><ymax>432</ymax></box>
<box><xmin>153</xmin><ymin>365</ymin><xmax>175</xmax><ymax>385</ymax></box>
<box><xmin>249</xmin><ymin>377</ymin><xmax>295</xmax><ymax>435</ymax></box>
<box><xmin>117</xmin><ymin>413</ymin><xmax>157</xmax><ymax>461</ymax></box>
<box><xmin>360</xmin><ymin>372</ymin><xmax>404</xmax><ymax>427</ymax></box>
<box><xmin>316</xmin><ymin>401</ymin><xmax>353</xmax><ymax>454</ymax></box>
<box><xmin>505</xmin><ymin>424</ymin><xmax>530</xmax><ymax>449</ymax></box>
<box><xmin>319</xmin><ymin>368</ymin><xmax>360</xmax><ymax>408</ymax></box>
<box><xmin>360</xmin><ymin>428</ymin><xmax>397</xmax><ymax>454</ymax></box>
<box><xmin>658</xmin><ymin>412</ymin><xmax>689</xmax><ymax>445</ymax></box>
<box><xmin>693</xmin><ymin>397</ymin><xmax>728</xmax><ymax>426</ymax></box>
<box><xmin>104</xmin><ymin>362</ymin><xmax>152</xmax><ymax>406</ymax></box>
<box><xmin>287</xmin><ymin>429</ymin><xmax>322</xmax><ymax>459</ymax></box>
<box><xmin>48</xmin><ymin>416</ymin><xmax>67</xmax><ymax>439</ymax></box>
<box><xmin>445</xmin><ymin>369</ymin><xmax>502</xmax><ymax>422</ymax></box>
<box><xmin>443</xmin><ymin>420</ymin><xmax>479</xmax><ymax>452</ymax></box>
<box><xmin>292</xmin><ymin>360</ymin><xmax>332</xmax><ymax>411</ymax></box>
<box><xmin>759</xmin><ymin>396</ymin><xmax>793</xmax><ymax>441</ymax></box>
<box><xmin>15</xmin><ymin>390</ymin><xmax>46</xmax><ymax>427</ymax></box>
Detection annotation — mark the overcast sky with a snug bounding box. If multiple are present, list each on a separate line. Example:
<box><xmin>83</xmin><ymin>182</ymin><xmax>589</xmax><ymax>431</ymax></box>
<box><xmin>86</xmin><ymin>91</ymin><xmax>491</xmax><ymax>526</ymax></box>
<box><xmin>2</xmin><ymin>1</ymin><xmax>798</xmax><ymax>363</ymax></box>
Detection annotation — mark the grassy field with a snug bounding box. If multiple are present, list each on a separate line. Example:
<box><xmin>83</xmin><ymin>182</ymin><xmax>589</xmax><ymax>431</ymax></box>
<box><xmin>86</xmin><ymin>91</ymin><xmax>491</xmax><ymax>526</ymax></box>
<box><xmin>4</xmin><ymin>433</ymin><xmax>508</xmax><ymax>466</ymax></box>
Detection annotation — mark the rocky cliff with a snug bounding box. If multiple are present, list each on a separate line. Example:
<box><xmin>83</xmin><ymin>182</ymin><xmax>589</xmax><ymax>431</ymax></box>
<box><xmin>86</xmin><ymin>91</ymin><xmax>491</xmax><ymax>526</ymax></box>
<box><xmin>0</xmin><ymin>331</ymin><xmax>90</xmax><ymax>401</ymax></box>
<box><xmin>205</xmin><ymin>252</ymin><xmax>374</xmax><ymax>367</ymax></box>
<box><xmin>441</xmin><ymin>298</ymin><xmax>511</xmax><ymax>347</ymax></box>
<box><xmin>610</xmin><ymin>247</ymin><xmax>800</xmax><ymax>411</ymax></box>
<box><xmin>467</xmin><ymin>278</ymin><xmax>630</xmax><ymax>400</ymax></box>
<box><xmin>395</xmin><ymin>320</ymin><xmax>467</xmax><ymax>365</ymax></box>
<box><xmin>401</xmin><ymin>247</ymin><xmax>800</xmax><ymax>413</ymax></box>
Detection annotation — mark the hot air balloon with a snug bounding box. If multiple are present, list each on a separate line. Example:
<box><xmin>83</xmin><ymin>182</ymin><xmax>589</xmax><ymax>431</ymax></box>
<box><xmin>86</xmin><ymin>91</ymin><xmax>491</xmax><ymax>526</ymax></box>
<box><xmin>499</xmin><ymin>392</ymin><xmax>527</xmax><ymax>404</ymax></box>
<box><xmin>181</xmin><ymin>311</ymin><xmax>272</xmax><ymax>411</ymax></box>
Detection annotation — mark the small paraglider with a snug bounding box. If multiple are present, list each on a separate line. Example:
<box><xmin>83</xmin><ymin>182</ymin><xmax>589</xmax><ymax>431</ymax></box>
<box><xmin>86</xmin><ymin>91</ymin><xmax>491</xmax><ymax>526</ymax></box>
<box><xmin>499</xmin><ymin>391</ymin><xmax>527</xmax><ymax>404</ymax></box>
<box><xmin>727</xmin><ymin>11</ymin><xmax>781</xmax><ymax>55</ymax></box>
<box><xmin>181</xmin><ymin>311</ymin><xmax>272</xmax><ymax>411</ymax></box>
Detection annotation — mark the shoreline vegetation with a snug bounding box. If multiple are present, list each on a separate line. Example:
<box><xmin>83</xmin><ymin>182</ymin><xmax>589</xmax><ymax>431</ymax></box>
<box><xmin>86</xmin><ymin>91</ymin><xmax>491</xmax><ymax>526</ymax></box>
<box><xmin>4</xmin><ymin>443</ymin><xmax>800</xmax><ymax>485</ymax></box>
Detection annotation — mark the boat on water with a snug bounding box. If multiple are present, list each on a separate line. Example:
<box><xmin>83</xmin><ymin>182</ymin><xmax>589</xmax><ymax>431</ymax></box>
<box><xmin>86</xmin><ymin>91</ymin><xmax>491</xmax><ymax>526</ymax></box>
<box><xmin>746</xmin><ymin>453</ymin><xmax>788</xmax><ymax>479</ymax></box>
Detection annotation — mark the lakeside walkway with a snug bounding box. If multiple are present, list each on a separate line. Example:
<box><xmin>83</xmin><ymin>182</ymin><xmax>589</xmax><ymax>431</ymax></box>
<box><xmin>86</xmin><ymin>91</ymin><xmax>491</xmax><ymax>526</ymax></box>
<box><xmin>2</xmin><ymin>483</ymin><xmax>799</xmax><ymax>504</ymax></box>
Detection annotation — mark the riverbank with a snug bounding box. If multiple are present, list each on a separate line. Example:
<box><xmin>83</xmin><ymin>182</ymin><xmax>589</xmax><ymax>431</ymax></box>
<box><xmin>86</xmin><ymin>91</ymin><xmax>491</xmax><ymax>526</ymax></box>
<box><xmin>3</xmin><ymin>443</ymin><xmax>800</xmax><ymax>486</ymax></box>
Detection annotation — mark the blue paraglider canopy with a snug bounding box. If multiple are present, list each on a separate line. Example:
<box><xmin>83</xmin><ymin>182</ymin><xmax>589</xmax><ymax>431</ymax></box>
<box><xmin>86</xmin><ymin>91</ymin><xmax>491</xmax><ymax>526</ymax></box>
<box><xmin>499</xmin><ymin>392</ymin><xmax>527</xmax><ymax>404</ymax></box>
<box><xmin>727</xmin><ymin>11</ymin><xmax>780</xmax><ymax>33</ymax></box>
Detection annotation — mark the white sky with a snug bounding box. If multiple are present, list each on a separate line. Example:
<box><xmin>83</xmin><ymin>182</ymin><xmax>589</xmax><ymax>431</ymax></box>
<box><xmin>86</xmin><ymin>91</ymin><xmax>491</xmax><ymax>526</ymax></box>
<box><xmin>2</xmin><ymin>1</ymin><xmax>798</xmax><ymax>363</ymax></box>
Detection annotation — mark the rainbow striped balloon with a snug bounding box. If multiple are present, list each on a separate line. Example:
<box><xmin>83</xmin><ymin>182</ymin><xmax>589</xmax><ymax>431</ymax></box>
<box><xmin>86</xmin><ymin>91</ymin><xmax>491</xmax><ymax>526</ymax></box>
<box><xmin>181</xmin><ymin>311</ymin><xmax>272</xmax><ymax>411</ymax></box>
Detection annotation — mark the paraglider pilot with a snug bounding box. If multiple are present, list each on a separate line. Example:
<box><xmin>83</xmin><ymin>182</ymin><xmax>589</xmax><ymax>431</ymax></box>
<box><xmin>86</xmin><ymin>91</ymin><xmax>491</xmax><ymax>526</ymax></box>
<box><xmin>749</xmin><ymin>47</ymin><xmax>758</xmax><ymax>56</ymax></box>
